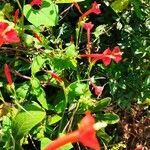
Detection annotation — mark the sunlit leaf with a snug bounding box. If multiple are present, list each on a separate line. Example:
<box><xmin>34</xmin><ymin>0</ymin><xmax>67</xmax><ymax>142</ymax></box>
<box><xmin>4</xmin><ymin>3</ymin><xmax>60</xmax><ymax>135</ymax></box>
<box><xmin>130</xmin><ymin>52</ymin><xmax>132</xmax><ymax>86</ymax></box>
<box><xmin>23</xmin><ymin>0</ymin><xmax>58</xmax><ymax>27</ymax></box>
<box><xmin>12</xmin><ymin>103</ymin><xmax>46</xmax><ymax>140</ymax></box>
<box><xmin>111</xmin><ymin>0</ymin><xmax>129</xmax><ymax>13</ymax></box>
<box><xmin>56</xmin><ymin>0</ymin><xmax>84</xmax><ymax>4</ymax></box>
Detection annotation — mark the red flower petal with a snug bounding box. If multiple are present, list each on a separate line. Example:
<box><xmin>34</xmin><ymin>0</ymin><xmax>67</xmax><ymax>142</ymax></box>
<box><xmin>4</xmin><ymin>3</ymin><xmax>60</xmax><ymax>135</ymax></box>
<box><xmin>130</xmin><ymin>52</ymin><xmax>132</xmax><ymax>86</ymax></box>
<box><xmin>0</xmin><ymin>22</ymin><xmax>8</xmax><ymax>34</ymax></box>
<box><xmin>94</xmin><ymin>86</ymin><xmax>104</xmax><ymax>97</ymax></box>
<box><xmin>4</xmin><ymin>64</ymin><xmax>13</xmax><ymax>85</ymax></box>
<box><xmin>79</xmin><ymin>111</ymin><xmax>100</xmax><ymax>150</ymax></box>
<box><xmin>101</xmin><ymin>48</ymin><xmax>112</xmax><ymax>66</ymax></box>
<box><xmin>30</xmin><ymin>0</ymin><xmax>42</xmax><ymax>6</ymax></box>
<box><xmin>111</xmin><ymin>46</ymin><xmax>122</xmax><ymax>63</ymax></box>
<box><xmin>0</xmin><ymin>36</ymin><xmax>4</xmax><ymax>46</ymax></box>
<box><xmin>101</xmin><ymin>57</ymin><xmax>111</xmax><ymax>66</ymax></box>
<box><xmin>91</xmin><ymin>2</ymin><xmax>101</xmax><ymax>15</ymax></box>
<box><xmin>102</xmin><ymin>48</ymin><xmax>112</xmax><ymax>55</ymax></box>
<box><xmin>83</xmin><ymin>22</ymin><xmax>94</xmax><ymax>31</ymax></box>
<box><xmin>4</xmin><ymin>29</ymin><xmax>20</xmax><ymax>43</ymax></box>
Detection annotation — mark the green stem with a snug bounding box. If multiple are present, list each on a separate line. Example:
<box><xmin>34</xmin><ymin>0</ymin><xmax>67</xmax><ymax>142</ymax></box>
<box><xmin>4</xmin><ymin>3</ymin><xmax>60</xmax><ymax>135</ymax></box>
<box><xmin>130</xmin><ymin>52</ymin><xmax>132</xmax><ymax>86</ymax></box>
<box><xmin>58</xmin><ymin>84</ymin><xmax>68</xmax><ymax>134</ymax></box>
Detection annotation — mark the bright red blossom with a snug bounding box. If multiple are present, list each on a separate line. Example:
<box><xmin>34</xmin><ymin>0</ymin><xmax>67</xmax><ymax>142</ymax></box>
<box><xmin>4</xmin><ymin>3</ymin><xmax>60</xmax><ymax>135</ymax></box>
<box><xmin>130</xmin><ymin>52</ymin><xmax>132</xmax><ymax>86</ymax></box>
<box><xmin>30</xmin><ymin>0</ymin><xmax>42</xmax><ymax>6</ymax></box>
<box><xmin>4</xmin><ymin>64</ymin><xmax>13</xmax><ymax>85</ymax></box>
<box><xmin>90</xmin><ymin>1</ymin><xmax>101</xmax><ymax>14</ymax></box>
<box><xmin>80</xmin><ymin>2</ymin><xmax>101</xmax><ymax>21</ymax></box>
<box><xmin>90</xmin><ymin>79</ymin><xmax>104</xmax><ymax>97</ymax></box>
<box><xmin>80</xmin><ymin>47</ymin><xmax>123</xmax><ymax>66</ymax></box>
<box><xmin>83</xmin><ymin>22</ymin><xmax>94</xmax><ymax>31</ymax></box>
<box><xmin>0</xmin><ymin>22</ymin><xmax>20</xmax><ymax>46</ymax></box>
<box><xmin>44</xmin><ymin>111</ymin><xmax>100</xmax><ymax>150</ymax></box>
<box><xmin>78</xmin><ymin>111</ymin><xmax>100</xmax><ymax>150</ymax></box>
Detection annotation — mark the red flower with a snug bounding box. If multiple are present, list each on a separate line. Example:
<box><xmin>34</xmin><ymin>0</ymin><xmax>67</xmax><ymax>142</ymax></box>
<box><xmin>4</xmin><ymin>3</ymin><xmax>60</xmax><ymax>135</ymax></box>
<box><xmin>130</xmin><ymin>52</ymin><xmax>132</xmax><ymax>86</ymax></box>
<box><xmin>13</xmin><ymin>9</ymin><xmax>19</xmax><ymax>24</ymax></box>
<box><xmin>111</xmin><ymin>46</ymin><xmax>123</xmax><ymax>63</ymax></box>
<box><xmin>90</xmin><ymin>79</ymin><xmax>104</xmax><ymax>97</ymax></box>
<box><xmin>101</xmin><ymin>48</ymin><xmax>112</xmax><ymax>66</ymax></box>
<box><xmin>4</xmin><ymin>64</ymin><xmax>13</xmax><ymax>85</ymax></box>
<box><xmin>83</xmin><ymin>22</ymin><xmax>94</xmax><ymax>31</ymax></box>
<box><xmin>80</xmin><ymin>53</ymin><xmax>103</xmax><ymax>64</ymax></box>
<box><xmin>0</xmin><ymin>22</ymin><xmax>20</xmax><ymax>46</ymax></box>
<box><xmin>80</xmin><ymin>47</ymin><xmax>123</xmax><ymax>66</ymax></box>
<box><xmin>44</xmin><ymin>112</ymin><xmax>100</xmax><ymax>150</ymax></box>
<box><xmin>83</xmin><ymin>22</ymin><xmax>94</xmax><ymax>50</ymax></box>
<box><xmin>78</xmin><ymin>111</ymin><xmax>100</xmax><ymax>150</ymax></box>
<box><xmin>80</xmin><ymin>2</ymin><xmax>101</xmax><ymax>21</ymax></box>
<box><xmin>90</xmin><ymin>1</ymin><xmax>101</xmax><ymax>14</ymax></box>
<box><xmin>30</xmin><ymin>0</ymin><xmax>42</xmax><ymax>6</ymax></box>
<box><xmin>101</xmin><ymin>47</ymin><xmax>123</xmax><ymax>66</ymax></box>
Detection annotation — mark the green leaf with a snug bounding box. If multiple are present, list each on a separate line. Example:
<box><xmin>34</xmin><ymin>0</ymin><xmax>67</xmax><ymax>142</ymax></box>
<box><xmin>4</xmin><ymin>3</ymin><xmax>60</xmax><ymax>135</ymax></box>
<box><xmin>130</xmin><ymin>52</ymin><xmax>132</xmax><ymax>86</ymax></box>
<box><xmin>65</xmin><ymin>44</ymin><xmax>77</xmax><ymax>58</ymax></box>
<box><xmin>130</xmin><ymin>0</ymin><xmax>144</xmax><ymax>19</ymax></box>
<box><xmin>56</xmin><ymin>0</ymin><xmax>84</xmax><ymax>3</ymax></box>
<box><xmin>51</xmin><ymin>57</ymin><xmax>77</xmax><ymax>71</ymax></box>
<box><xmin>31</xmin><ymin>55</ymin><xmax>46</xmax><ymax>76</ymax></box>
<box><xmin>48</xmin><ymin>114</ymin><xmax>62</xmax><ymax>125</ymax></box>
<box><xmin>31</xmin><ymin>77</ymin><xmax>48</xmax><ymax>109</ymax></box>
<box><xmin>100</xmin><ymin>113</ymin><xmax>119</xmax><ymax>124</ymax></box>
<box><xmin>23</xmin><ymin>0</ymin><xmax>58</xmax><ymax>27</ymax></box>
<box><xmin>12</xmin><ymin>103</ymin><xmax>46</xmax><ymax>140</ymax></box>
<box><xmin>98</xmin><ymin>129</ymin><xmax>112</xmax><ymax>144</ymax></box>
<box><xmin>16</xmin><ymin>82</ymin><xmax>30</xmax><ymax>100</ymax></box>
<box><xmin>93</xmin><ymin>25</ymin><xmax>107</xmax><ymax>38</ymax></box>
<box><xmin>94</xmin><ymin>97</ymin><xmax>111</xmax><ymax>111</ymax></box>
<box><xmin>41</xmin><ymin>136</ymin><xmax>72</xmax><ymax>150</ymax></box>
<box><xmin>111</xmin><ymin>0</ymin><xmax>129</xmax><ymax>13</ymax></box>
<box><xmin>41</xmin><ymin>138</ymin><xmax>51</xmax><ymax>150</ymax></box>
<box><xmin>22</xmin><ymin>33</ymin><xmax>35</xmax><ymax>47</ymax></box>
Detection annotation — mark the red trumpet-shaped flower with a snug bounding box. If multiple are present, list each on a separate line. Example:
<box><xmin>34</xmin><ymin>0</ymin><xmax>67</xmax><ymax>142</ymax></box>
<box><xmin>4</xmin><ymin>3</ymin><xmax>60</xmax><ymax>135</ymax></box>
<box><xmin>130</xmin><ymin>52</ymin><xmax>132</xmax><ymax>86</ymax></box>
<box><xmin>4</xmin><ymin>64</ymin><xmax>13</xmax><ymax>85</ymax></box>
<box><xmin>83</xmin><ymin>22</ymin><xmax>94</xmax><ymax>50</ymax></box>
<box><xmin>101</xmin><ymin>47</ymin><xmax>123</xmax><ymax>66</ymax></box>
<box><xmin>30</xmin><ymin>0</ymin><xmax>42</xmax><ymax>6</ymax></box>
<box><xmin>0</xmin><ymin>22</ymin><xmax>20</xmax><ymax>46</ymax></box>
<box><xmin>44</xmin><ymin>111</ymin><xmax>100</xmax><ymax>150</ymax></box>
<box><xmin>80</xmin><ymin>47</ymin><xmax>123</xmax><ymax>66</ymax></box>
<box><xmin>80</xmin><ymin>2</ymin><xmax>101</xmax><ymax>21</ymax></box>
<box><xmin>90</xmin><ymin>79</ymin><xmax>104</xmax><ymax>97</ymax></box>
<box><xmin>90</xmin><ymin>1</ymin><xmax>102</xmax><ymax>14</ymax></box>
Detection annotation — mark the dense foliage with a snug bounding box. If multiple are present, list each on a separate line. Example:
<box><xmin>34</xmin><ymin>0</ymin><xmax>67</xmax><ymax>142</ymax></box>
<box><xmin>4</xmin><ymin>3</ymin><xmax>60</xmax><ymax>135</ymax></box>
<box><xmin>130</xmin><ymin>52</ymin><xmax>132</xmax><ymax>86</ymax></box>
<box><xmin>0</xmin><ymin>0</ymin><xmax>149</xmax><ymax>149</ymax></box>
